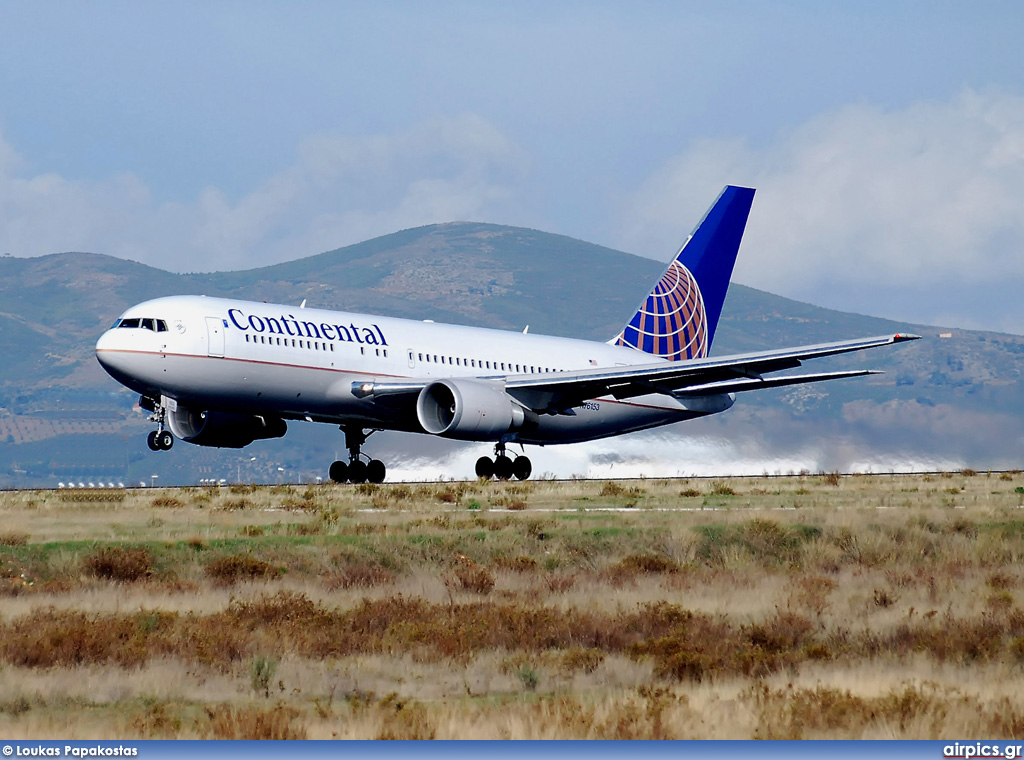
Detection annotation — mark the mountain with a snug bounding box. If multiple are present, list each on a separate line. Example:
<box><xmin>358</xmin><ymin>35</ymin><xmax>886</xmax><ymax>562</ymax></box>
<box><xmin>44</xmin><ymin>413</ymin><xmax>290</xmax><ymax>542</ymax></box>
<box><xmin>0</xmin><ymin>223</ymin><xmax>1021</xmax><ymax>486</ymax></box>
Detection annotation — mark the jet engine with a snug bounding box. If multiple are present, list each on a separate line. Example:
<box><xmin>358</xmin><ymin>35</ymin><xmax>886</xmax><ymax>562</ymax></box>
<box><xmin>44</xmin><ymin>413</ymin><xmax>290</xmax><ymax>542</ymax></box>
<box><xmin>416</xmin><ymin>379</ymin><xmax>532</xmax><ymax>440</ymax></box>
<box><xmin>167</xmin><ymin>406</ymin><xmax>287</xmax><ymax>448</ymax></box>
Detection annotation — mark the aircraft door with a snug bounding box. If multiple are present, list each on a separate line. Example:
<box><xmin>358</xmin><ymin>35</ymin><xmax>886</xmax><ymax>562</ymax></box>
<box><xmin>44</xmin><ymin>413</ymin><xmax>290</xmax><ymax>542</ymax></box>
<box><xmin>206</xmin><ymin>317</ymin><xmax>225</xmax><ymax>358</ymax></box>
<box><xmin>407</xmin><ymin>349</ymin><xmax>416</xmax><ymax>370</ymax></box>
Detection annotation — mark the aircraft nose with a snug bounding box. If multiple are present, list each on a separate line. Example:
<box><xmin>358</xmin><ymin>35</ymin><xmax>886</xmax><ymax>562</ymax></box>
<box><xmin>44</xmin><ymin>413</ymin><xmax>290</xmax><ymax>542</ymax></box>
<box><xmin>95</xmin><ymin>328</ymin><xmax>133</xmax><ymax>381</ymax></box>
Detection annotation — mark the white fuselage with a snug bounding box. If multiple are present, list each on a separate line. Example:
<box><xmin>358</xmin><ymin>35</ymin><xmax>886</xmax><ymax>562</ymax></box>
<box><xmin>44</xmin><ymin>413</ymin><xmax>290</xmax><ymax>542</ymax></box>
<box><xmin>95</xmin><ymin>295</ymin><xmax>726</xmax><ymax>445</ymax></box>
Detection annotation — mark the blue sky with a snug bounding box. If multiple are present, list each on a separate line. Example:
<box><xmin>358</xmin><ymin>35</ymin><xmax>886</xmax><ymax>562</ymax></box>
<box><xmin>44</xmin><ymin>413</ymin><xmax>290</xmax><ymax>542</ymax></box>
<box><xmin>2</xmin><ymin>1</ymin><xmax>1023</xmax><ymax>332</ymax></box>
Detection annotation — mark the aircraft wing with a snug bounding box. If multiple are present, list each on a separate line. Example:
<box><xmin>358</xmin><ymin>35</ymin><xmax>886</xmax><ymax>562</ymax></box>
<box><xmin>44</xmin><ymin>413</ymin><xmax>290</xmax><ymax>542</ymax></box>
<box><xmin>354</xmin><ymin>333</ymin><xmax>919</xmax><ymax>414</ymax></box>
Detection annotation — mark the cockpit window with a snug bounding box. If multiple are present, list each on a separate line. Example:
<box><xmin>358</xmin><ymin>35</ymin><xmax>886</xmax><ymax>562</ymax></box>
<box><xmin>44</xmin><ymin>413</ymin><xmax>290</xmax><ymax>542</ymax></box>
<box><xmin>115</xmin><ymin>317</ymin><xmax>168</xmax><ymax>331</ymax></box>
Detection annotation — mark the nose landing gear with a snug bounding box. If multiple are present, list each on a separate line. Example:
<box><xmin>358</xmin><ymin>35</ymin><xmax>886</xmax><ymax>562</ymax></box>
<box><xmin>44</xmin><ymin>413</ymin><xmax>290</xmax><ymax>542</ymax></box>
<box><xmin>329</xmin><ymin>426</ymin><xmax>387</xmax><ymax>484</ymax></box>
<box><xmin>475</xmin><ymin>443</ymin><xmax>531</xmax><ymax>481</ymax></box>
<box><xmin>142</xmin><ymin>396</ymin><xmax>174</xmax><ymax>451</ymax></box>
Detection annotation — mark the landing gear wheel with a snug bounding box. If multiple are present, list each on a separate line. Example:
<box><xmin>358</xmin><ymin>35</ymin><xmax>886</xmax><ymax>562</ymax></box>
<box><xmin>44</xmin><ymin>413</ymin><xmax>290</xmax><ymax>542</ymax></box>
<box><xmin>348</xmin><ymin>460</ymin><xmax>368</xmax><ymax>484</ymax></box>
<box><xmin>366</xmin><ymin>459</ymin><xmax>386</xmax><ymax>484</ymax></box>
<box><xmin>157</xmin><ymin>431</ymin><xmax>173</xmax><ymax>450</ymax></box>
<box><xmin>512</xmin><ymin>456</ymin><xmax>532</xmax><ymax>481</ymax></box>
<box><xmin>147</xmin><ymin>431</ymin><xmax>160</xmax><ymax>451</ymax></box>
<box><xmin>493</xmin><ymin>455</ymin><xmax>514</xmax><ymax>481</ymax></box>
<box><xmin>329</xmin><ymin>460</ymin><xmax>348</xmax><ymax>484</ymax></box>
<box><xmin>475</xmin><ymin>456</ymin><xmax>495</xmax><ymax>479</ymax></box>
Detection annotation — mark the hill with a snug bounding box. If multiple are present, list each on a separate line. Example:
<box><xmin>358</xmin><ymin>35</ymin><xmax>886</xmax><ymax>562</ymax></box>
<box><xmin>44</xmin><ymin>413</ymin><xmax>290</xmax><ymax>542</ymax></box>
<box><xmin>0</xmin><ymin>223</ymin><xmax>1021</xmax><ymax>485</ymax></box>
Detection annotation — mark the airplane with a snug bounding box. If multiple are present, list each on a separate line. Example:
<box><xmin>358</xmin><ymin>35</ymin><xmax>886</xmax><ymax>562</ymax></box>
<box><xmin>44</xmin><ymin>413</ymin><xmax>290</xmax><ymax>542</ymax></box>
<box><xmin>95</xmin><ymin>186</ymin><xmax>919</xmax><ymax>484</ymax></box>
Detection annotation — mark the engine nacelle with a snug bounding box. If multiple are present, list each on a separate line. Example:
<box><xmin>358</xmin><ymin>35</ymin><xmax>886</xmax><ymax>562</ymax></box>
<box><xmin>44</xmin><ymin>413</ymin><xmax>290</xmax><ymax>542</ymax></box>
<box><xmin>167</xmin><ymin>407</ymin><xmax>287</xmax><ymax>448</ymax></box>
<box><xmin>416</xmin><ymin>379</ymin><xmax>529</xmax><ymax>441</ymax></box>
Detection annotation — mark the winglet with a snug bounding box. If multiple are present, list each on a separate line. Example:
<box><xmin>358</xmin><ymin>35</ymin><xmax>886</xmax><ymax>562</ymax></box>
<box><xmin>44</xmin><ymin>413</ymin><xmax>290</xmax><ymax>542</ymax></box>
<box><xmin>613</xmin><ymin>185</ymin><xmax>755</xmax><ymax>360</ymax></box>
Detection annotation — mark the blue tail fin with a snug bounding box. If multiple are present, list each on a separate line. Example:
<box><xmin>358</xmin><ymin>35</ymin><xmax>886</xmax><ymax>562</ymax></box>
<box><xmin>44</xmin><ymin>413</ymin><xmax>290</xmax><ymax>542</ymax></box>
<box><xmin>612</xmin><ymin>185</ymin><xmax>754</xmax><ymax>360</ymax></box>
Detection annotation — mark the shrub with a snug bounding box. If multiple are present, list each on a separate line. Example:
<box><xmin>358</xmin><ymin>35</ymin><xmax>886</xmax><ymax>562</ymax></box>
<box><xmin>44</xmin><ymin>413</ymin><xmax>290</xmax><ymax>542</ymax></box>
<box><xmin>607</xmin><ymin>554</ymin><xmax>680</xmax><ymax>584</ymax></box>
<box><xmin>83</xmin><ymin>546</ymin><xmax>154</xmax><ymax>582</ymax></box>
<box><xmin>600</xmin><ymin>482</ymin><xmax>625</xmax><ymax>497</ymax></box>
<box><xmin>0</xmin><ymin>532</ymin><xmax>28</xmax><ymax>546</ymax></box>
<box><xmin>493</xmin><ymin>555</ymin><xmax>538</xmax><ymax>573</ymax></box>
<box><xmin>710</xmin><ymin>481</ymin><xmax>736</xmax><ymax>496</ymax></box>
<box><xmin>249</xmin><ymin>655</ymin><xmax>278</xmax><ymax>698</ymax></box>
<box><xmin>204</xmin><ymin>704</ymin><xmax>306</xmax><ymax>740</ymax></box>
<box><xmin>544</xmin><ymin>573</ymin><xmax>577</xmax><ymax>593</ymax></box>
<box><xmin>324</xmin><ymin>564</ymin><xmax>397</xmax><ymax>589</ymax></box>
<box><xmin>873</xmin><ymin>588</ymin><xmax>898</xmax><ymax>608</ymax></box>
<box><xmin>561</xmin><ymin>647</ymin><xmax>605</xmax><ymax>675</ymax></box>
<box><xmin>451</xmin><ymin>559</ymin><xmax>495</xmax><ymax>595</ymax></box>
<box><xmin>205</xmin><ymin>554</ymin><xmax>280</xmax><ymax>585</ymax></box>
<box><xmin>437</xmin><ymin>487</ymin><xmax>461</xmax><ymax>504</ymax></box>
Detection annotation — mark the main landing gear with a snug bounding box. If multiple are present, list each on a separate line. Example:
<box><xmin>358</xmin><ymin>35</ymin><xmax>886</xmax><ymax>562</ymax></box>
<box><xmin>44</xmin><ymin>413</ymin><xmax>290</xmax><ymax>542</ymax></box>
<box><xmin>475</xmin><ymin>443</ymin><xmax>532</xmax><ymax>481</ymax></box>
<box><xmin>143</xmin><ymin>397</ymin><xmax>174</xmax><ymax>451</ymax></box>
<box><xmin>329</xmin><ymin>426</ymin><xmax>386</xmax><ymax>484</ymax></box>
<box><xmin>147</xmin><ymin>429</ymin><xmax>174</xmax><ymax>451</ymax></box>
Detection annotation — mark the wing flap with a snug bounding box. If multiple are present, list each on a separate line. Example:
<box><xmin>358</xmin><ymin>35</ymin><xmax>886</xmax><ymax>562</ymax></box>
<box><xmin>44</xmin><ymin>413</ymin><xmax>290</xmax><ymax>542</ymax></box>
<box><xmin>672</xmin><ymin>369</ymin><xmax>882</xmax><ymax>397</ymax></box>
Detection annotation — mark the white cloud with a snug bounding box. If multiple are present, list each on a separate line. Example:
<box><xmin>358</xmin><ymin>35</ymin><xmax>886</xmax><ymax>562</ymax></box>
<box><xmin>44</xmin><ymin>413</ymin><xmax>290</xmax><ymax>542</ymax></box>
<box><xmin>619</xmin><ymin>89</ymin><xmax>1024</xmax><ymax>328</ymax></box>
<box><xmin>0</xmin><ymin>114</ymin><xmax>526</xmax><ymax>271</ymax></box>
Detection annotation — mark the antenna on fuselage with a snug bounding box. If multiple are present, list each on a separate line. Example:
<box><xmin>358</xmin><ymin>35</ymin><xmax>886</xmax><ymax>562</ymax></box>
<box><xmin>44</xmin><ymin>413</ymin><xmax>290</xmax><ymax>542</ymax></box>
<box><xmin>300</xmin><ymin>299</ymin><xmax>307</xmax><ymax>309</ymax></box>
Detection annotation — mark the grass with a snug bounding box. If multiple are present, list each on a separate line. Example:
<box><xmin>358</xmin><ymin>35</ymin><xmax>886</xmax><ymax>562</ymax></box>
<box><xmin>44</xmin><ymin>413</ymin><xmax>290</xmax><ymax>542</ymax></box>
<box><xmin>1</xmin><ymin>473</ymin><xmax>1024</xmax><ymax>737</ymax></box>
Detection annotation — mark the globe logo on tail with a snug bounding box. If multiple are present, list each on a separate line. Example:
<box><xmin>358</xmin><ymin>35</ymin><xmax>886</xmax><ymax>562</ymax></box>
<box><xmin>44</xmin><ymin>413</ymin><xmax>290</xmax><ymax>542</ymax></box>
<box><xmin>615</xmin><ymin>260</ymin><xmax>708</xmax><ymax>360</ymax></box>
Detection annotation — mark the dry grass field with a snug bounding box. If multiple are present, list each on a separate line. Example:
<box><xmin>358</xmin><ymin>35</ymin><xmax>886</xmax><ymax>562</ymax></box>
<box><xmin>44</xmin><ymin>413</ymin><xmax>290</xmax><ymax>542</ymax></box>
<box><xmin>2</xmin><ymin>472</ymin><xmax>1024</xmax><ymax>739</ymax></box>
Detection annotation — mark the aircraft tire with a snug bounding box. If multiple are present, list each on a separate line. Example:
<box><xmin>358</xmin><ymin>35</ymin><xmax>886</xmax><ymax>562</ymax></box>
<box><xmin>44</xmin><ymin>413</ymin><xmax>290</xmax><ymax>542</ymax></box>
<box><xmin>367</xmin><ymin>459</ymin><xmax>386</xmax><ymax>484</ymax></box>
<box><xmin>329</xmin><ymin>460</ymin><xmax>348</xmax><ymax>484</ymax></box>
<box><xmin>475</xmin><ymin>456</ymin><xmax>494</xmax><ymax>479</ymax></box>
<box><xmin>494</xmin><ymin>455</ymin><xmax>514</xmax><ymax>481</ymax></box>
<box><xmin>157</xmin><ymin>431</ymin><xmax>174</xmax><ymax>450</ymax></box>
<box><xmin>147</xmin><ymin>431</ymin><xmax>160</xmax><ymax>451</ymax></box>
<box><xmin>348</xmin><ymin>460</ymin><xmax>368</xmax><ymax>484</ymax></box>
<box><xmin>512</xmin><ymin>456</ymin><xmax>532</xmax><ymax>481</ymax></box>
